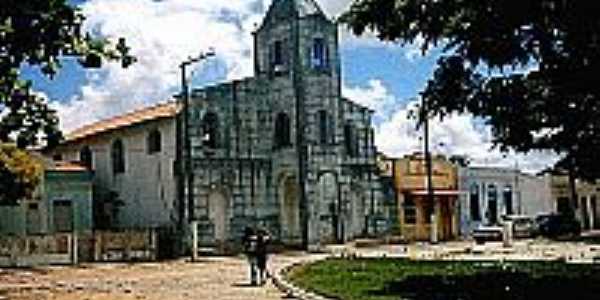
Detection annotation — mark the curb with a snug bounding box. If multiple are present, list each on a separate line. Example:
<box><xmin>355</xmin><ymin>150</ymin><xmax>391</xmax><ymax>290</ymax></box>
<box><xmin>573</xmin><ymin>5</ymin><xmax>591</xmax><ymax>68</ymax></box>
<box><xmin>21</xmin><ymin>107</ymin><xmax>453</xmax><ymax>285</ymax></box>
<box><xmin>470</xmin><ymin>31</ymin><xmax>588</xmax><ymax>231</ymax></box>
<box><xmin>271</xmin><ymin>258</ymin><xmax>333</xmax><ymax>300</ymax></box>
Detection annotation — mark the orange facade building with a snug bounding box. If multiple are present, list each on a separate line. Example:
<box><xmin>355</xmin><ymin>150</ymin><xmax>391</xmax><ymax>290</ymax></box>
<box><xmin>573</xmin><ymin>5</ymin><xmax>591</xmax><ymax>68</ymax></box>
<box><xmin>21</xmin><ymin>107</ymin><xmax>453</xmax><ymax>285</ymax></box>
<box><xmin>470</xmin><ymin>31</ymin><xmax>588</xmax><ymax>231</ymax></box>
<box><xmin>389</xmin><ymin>153</ymin><xmax>460</xmax><ymax>241</ymax></box>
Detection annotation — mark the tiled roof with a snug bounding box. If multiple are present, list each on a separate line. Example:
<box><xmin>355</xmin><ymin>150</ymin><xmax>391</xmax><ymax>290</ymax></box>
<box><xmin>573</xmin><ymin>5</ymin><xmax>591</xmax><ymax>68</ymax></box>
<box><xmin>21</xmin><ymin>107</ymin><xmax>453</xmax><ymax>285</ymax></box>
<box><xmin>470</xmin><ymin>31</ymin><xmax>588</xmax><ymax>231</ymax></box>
<box><xmin>65</xmin><ymin>101</ymin><xmax>180</xmax><ymax>142</ymax></box>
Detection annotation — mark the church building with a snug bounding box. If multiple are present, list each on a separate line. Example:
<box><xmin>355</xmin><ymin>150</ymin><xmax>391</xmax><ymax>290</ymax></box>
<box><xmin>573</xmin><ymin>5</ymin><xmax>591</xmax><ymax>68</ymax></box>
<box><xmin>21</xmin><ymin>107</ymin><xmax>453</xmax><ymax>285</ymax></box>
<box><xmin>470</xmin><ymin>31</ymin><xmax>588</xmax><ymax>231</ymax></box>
<box><xmin>50</xmin><ymin>0</ymin><xmax>388</xmax><ymax>251</ymax></box>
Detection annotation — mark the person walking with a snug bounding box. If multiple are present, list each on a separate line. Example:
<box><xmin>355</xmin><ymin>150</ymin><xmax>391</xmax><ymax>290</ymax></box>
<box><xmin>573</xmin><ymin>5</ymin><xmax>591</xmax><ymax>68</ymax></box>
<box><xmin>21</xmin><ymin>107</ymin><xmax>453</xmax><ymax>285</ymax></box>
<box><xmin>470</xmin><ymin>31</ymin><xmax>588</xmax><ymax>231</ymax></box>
<box><xmin>242</xmin><ymin>226</ymin><xmax>259</xmax><ymax>286</ymax></box>
<box><xmin>256</xmin><ymin>228</ymin><xmax>271</xmax><ymax>285</ymax></box>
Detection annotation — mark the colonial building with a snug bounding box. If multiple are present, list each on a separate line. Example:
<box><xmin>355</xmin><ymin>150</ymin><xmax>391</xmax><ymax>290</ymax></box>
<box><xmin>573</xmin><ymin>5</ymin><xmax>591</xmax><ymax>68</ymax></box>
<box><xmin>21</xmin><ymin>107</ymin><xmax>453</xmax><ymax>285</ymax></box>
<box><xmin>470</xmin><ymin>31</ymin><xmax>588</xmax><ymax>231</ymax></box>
<box><xmin>0</xmin><ymin>159</ymin><xmax>93</xmax><ymax>235</ymax></box>
<box><xmin>50</xmin><ymin>103</ymin><xmax>180</xmax><ymax>230</ymax></box>
<box><xmin>457</xmin><ymin>166</ymin><xmax>553</xmax><ymax>236</ymax></box>
<box><xmin>386</xmin><ymin>153</ymin><xmax>460</xmax><ymax>241</ymax></box>
<box><xmin>50</xmin><ymin>0</ymin><xmax>386</xmax><ymax>251</ymax></box>
<box><xmin>545</xmin><ymin>171</ymin><xmax>600</xmax><ymax>230</ymax></box>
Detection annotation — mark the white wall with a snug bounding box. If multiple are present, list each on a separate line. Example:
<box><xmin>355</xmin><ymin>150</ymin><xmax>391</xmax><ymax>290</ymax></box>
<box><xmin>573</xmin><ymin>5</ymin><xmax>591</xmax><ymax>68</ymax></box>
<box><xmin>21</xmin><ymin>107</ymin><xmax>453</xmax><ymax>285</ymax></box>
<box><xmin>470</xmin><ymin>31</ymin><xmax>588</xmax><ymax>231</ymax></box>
<box><xmin>53</xmin><ymin>117</ymin><xmax>178</xmax><ymax>229</ymax></box>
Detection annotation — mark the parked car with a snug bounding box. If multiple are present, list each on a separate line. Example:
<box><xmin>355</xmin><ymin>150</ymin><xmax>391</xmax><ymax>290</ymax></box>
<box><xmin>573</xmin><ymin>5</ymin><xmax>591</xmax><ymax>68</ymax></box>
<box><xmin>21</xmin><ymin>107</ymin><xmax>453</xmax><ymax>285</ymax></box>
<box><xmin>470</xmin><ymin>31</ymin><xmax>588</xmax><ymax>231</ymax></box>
<box><xmin>502</xmin><ymin>215</ymin><xmax>535</xmax><ymax>238</ymax></box>
<box><xmin>472</xmin><ymin>225</ymin><xmax>504</xmax><ymax>244</ymax></box>
<box><xmin>533</xmin><ymin>213</ymin><xmax>581</xmax><ymax>239</ymax></box>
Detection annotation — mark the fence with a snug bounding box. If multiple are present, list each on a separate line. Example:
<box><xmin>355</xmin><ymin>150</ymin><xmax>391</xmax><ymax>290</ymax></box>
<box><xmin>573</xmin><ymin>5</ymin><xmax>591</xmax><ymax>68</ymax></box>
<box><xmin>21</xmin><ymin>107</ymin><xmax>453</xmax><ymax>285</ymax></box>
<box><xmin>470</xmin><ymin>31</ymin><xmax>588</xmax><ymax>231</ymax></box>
<box><xmin>0</xmin><ymin>233</ymin><xmax>75</xmax><ymax>267</ymax></box>
<box><xmin>92</xmin><ymin>229</ymin><xmax>158</xmax><ymax>262</ymax></box>
<box><xmin>0</xmin><ymin>228</ymin><xmax>159</xmax><ymax>267</ymax></box>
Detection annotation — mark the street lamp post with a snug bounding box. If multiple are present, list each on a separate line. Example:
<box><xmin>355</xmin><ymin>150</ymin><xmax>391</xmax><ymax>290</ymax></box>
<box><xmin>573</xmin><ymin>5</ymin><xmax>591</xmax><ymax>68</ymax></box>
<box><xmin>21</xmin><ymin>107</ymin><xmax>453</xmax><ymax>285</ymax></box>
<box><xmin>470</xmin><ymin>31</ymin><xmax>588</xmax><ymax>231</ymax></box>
<box><xmin>178</xmin><ymin>50</ymin><xmax>214</xmax><ymax>230</ymax></box>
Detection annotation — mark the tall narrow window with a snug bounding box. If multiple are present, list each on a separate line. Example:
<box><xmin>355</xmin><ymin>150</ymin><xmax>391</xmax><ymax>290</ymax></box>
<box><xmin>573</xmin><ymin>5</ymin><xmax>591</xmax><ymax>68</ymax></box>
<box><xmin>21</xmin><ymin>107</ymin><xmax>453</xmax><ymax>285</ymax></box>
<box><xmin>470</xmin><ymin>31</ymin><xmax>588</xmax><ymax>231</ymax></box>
<box><xmin>112</xmin><ymin>139</ymin><xmax>125</xmax><ymax>174</ymax></box>
<box><xmin>147</xmin><ymin>129</ymin><xmax>161</xmax><ymax>154</ymax></box>
<box><xmin>274</xmin><ymin>112</ymin><xmax>291</xmax><ymax>149</ymax></box>
<box><xmin>487</xmin><ymin>184</ymin><xmax>498</xmax><ymax>224</ymax></box>
<box><xmin>503</xmin><ymin>185</ymin><xmax>513</xmax><ymax>216</ymax></box>
<box><xmin>318</xmin><ymin>110</ymin><xmax>328</xmax><ymax>145</ymax></box>
<box><xmin>271</xmin><ymin>40</ymin><xmax>284</xmax><ymax>72</ymax></box>
<box><xmin>202</xmin><ymin>112</ymin><xmax>219</xmax><ymax>149</ymax></box>
<box><xmin>79</xmin><ymin>146</ymin><xmax>93</xmax><ymax>169</ymax></box>
<box><xmin>470</xmin><ymin>183</ymin><xmax>481</xmax><ymax>221</ymax></box>
<box><xmin>344</xmin><ymin>123</ymin><xmax>357</xmax><ymax>157</ymax></box>
<box><xmin>311</xmin><ymin>38</ymin><xmax>328</xmax><ymax>68</ymax></box>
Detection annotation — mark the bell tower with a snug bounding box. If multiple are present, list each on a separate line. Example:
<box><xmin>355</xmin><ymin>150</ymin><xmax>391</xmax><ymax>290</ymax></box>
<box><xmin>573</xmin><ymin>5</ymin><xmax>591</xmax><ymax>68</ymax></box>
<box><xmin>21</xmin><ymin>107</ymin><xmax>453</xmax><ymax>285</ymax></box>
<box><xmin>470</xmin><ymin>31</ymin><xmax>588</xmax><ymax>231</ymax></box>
<box><xmin>253</xmin><ymin>0</ymin><xmax>340</xmax><ymax>83</ymax></box>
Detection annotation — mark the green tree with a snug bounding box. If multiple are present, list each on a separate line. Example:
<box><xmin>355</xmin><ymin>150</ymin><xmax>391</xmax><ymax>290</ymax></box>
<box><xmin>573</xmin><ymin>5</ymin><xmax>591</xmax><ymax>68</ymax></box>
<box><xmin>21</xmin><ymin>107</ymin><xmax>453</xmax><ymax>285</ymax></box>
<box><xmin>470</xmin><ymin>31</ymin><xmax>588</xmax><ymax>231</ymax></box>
<box><xmin>1</xmin><ymin>0</ymin><xmax>135</xmax><ymax>149</ymax></box>
<box><xmin>1</xmin><ymin>0</ymin><xmax>134</xmax><ymax>203</ymax></box>
<box><xmin>0</xmin><ymin>143</ymin><xmax>43</xmax><ymax>204</ymax></box>
<box><xmin>341</xmin><ymin>0</ymin><xmax>600</xmax><ymax>182</ymax></box>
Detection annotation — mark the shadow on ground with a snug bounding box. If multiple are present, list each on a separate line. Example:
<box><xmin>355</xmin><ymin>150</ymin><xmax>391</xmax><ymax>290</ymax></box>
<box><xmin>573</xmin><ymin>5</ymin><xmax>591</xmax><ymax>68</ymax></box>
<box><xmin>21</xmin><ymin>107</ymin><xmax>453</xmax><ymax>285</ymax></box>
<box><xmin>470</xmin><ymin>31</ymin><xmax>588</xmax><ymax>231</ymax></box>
<box><xmin>369</xmin><ymin>268</ymin><xmax>600</xmax><ymax>300</ymax></box>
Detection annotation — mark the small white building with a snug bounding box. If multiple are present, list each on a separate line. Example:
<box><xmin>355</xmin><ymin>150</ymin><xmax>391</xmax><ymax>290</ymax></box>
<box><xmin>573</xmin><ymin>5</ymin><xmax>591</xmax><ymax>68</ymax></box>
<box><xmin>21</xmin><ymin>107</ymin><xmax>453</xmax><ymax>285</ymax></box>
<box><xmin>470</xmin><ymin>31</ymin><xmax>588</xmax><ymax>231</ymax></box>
<box><xmin>50</xmin><ymin>102</ymin><xmax>180</xmax><ymax>230</ymax></box>
<box><xmin>457</xmin><ymin>166</ymin><xmax>553</xmax><ymax>236</ymax></box>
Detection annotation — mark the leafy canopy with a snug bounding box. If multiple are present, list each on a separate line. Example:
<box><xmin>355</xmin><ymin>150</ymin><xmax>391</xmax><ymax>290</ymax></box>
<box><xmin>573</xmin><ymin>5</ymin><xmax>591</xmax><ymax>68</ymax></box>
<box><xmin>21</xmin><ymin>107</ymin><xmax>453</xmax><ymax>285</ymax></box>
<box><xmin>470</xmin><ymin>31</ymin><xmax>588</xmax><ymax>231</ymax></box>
<box><xmin>1</xmin><ymin>0</ymin><xmax>134</xmax><ymax>203</ymax></box>
<box><xmin>341</xmin><ymin>0</ymin><xmax>600</xmax><ymax>179</ymax></box>
<box><xmin>1</xmin><ymin>0</ymin><xmax>135</xmax><ymax>149</ymax></box>
<box><xmin>0</xmin><ymin>143</ymin><xmax>43</xmax><ymax>204</ymax></box>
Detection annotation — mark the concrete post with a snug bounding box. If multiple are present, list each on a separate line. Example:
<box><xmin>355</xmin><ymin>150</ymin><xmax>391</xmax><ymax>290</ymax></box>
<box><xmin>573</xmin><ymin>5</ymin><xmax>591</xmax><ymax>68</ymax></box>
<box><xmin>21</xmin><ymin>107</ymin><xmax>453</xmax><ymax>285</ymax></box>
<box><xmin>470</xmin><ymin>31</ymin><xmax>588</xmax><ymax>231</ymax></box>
<box><xmin>150</xmin><ymin>229</ymin><xmax>157</xmax><ymax>261</ymax></box>
<box><xmin>71</xmin><ymin>233</ymin><xmax>79</xmax><ymax>265</ymax></box>
<box><xmin>94</xmin><ymin>232</ymin><xmax>101</xmax><ymax>261</ymax></box>
<box><xmin>430</xmin><ymin>213</ymin><xmax>438</xmax><ymax>244</ymax></box>
<box><xmin>503</xmin><ymin>220</ymin><xmax>513</xmax><ymax>248</ymax></box>
<box><xmin>191</xmin><ymin>221</ymin><xmax>198</xmax><ymax>262</ymax></box>
<box><xmin>587</xmin><ymin>197</ymin><xmax>595</xmax><ymax>230</ymax></box>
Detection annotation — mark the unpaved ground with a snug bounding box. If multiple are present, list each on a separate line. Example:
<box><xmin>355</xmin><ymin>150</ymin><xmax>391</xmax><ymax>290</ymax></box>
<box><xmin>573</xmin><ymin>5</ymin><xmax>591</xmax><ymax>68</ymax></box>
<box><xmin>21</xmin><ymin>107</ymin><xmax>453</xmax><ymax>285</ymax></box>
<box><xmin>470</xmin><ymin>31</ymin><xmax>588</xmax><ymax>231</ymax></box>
<box><xmin>2</xmin><ymin>238</ymin><xmax>600</xmax><ymax>300</ymax></box>
<box><xmin>0</xmin><ymin>253</ymin><xmax>318</xmax><ymax>300</ymax></box>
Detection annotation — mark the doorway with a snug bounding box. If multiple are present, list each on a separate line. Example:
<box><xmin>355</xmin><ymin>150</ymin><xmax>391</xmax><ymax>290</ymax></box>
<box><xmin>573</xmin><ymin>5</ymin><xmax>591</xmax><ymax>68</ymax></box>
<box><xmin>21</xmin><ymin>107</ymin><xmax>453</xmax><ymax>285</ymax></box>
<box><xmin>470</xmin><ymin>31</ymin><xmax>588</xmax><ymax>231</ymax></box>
<box><xmin>280</xmin><ymin>176</ymin><xmax>300</xmax><ymax>244</ymax></box>
<box><xmin>208</xmin><ymin>191</ymin><xmax>228</xmax><ymax>245</ymax></box>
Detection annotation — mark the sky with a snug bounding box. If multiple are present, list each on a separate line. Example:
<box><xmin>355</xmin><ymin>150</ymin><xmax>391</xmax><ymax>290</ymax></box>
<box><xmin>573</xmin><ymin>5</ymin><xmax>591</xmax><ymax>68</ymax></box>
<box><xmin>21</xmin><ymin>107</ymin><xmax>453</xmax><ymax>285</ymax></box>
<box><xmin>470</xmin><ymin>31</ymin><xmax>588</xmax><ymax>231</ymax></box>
<box><xmin>21</xmin><ymin>0</ymin><xmax>560</xmax><ymax>173</ymax></box>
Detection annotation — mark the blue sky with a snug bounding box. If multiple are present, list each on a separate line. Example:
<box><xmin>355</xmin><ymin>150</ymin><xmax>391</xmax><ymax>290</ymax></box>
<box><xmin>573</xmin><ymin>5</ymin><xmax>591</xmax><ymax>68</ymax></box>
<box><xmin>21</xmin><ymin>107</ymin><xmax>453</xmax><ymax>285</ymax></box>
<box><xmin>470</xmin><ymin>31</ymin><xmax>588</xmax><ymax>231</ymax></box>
<box><xmin>21</xmin><ymin>0</ymin><xmax>558</xmax><ymax>172</ymax></box>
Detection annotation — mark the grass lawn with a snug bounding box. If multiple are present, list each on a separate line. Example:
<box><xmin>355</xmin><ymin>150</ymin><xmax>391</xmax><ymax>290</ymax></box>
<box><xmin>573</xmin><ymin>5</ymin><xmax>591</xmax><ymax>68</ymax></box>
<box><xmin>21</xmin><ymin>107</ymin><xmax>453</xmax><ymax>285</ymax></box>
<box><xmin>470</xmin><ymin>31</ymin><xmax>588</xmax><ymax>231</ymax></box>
<box><xmin>287</xmin><ymin>258</ymin><xmax>600</xmax><ymax>300</ymax></box>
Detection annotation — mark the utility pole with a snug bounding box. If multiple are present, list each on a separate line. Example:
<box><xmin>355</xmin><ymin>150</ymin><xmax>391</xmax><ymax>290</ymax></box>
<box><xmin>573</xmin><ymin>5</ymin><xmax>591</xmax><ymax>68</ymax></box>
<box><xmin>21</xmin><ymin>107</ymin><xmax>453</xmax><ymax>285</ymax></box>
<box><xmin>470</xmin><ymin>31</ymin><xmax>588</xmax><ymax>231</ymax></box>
<box><xmin>178</xmin><ymin>50</ymin><xmax>214</xmax><ymax>234</ymax></box>
<box><xmin>421</xmin><ymin>96</ymin><xmax>435</xmax><ymax>242</ymax></box>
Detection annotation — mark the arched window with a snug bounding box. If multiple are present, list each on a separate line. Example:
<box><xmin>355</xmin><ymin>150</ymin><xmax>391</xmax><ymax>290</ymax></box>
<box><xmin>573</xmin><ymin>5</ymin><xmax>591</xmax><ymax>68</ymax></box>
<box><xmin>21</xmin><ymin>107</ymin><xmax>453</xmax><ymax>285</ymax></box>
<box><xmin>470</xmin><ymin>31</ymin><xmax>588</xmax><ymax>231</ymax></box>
<box><xmin>79</xmin><ymin>146</ymin><xmax>93</xmax><ymax>169</ymax></box>
<box><xmin>147</xmin><ymin>129</ymin><xmax>161</xmax><ymax>154</ymax></box>
<box><xmin>311</xmin><ymin>38</ymin><xmax>329</xmax><ymax>69</ymax></box>
<box><xmin>274</xmin><ymin>112</ymin><xmax>291</xmax><ymax>149</ymax></box>
<box><xmin>318</xmin><ymin>110</ymin><xmax>328</xmax><ymax>145</ymax></box>
<box><xmin>202</xmin><ymin>112</ymin><xmax>219</xmax><ymax>149</ymax></box>
<box><xmin>318</xmin><ymin>110</ymin><xmax>335</xmax><ymax>145</ymax></box>
<box><xmin>111</xmin><ymin>139</ymin><xmax>125</xmax><ymax>174</ymax></box>
<box><xmin>470</xmin><ymin>183</ymin><xmax>481</xmax><ymax>221</ymax></box>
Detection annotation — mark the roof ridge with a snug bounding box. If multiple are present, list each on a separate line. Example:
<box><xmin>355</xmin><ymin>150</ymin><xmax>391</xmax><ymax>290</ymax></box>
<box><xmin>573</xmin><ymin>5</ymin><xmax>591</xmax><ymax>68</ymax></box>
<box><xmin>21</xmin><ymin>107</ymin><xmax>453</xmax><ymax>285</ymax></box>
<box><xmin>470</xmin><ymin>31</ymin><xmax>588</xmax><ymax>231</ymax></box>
<box><xmin>65</xmin><ymin>100</ymin><xmax>180</xmax><ymax>142</ymax></box>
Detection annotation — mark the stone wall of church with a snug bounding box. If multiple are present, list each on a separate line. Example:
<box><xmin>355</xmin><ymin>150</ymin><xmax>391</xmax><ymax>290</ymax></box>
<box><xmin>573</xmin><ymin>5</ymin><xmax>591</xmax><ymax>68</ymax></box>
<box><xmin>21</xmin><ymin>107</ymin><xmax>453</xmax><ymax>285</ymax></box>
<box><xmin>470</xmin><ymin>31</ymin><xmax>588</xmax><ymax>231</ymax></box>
<box><xmin>180</xmin><ymin>2</ymin><xmax>389</xmax><ymax>250</ymax></box>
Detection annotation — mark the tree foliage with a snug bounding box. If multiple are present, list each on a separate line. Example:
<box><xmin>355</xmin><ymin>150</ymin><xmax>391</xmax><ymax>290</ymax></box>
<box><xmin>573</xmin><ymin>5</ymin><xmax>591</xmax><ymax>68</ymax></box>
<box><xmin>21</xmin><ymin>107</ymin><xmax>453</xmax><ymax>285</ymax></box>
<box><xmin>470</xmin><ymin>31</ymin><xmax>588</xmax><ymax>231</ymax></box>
<box><xmin>0</xmin><ymin>143</ymin><xmax>42</xmax><ymax>204</ymax></box>
<box><xmin>341</xmin><ymin>0</ymin><xmax>600</xmax><ymax>179</ymax></box>
<box><xmin>1</xmin><ymin>0</ymin><xmax>134</xmax><ymax>202</ymax></box>
<box><xmin>1</xmin><ymin>0</ymin><xmax>135</xmax><ymax>149</ymax></box>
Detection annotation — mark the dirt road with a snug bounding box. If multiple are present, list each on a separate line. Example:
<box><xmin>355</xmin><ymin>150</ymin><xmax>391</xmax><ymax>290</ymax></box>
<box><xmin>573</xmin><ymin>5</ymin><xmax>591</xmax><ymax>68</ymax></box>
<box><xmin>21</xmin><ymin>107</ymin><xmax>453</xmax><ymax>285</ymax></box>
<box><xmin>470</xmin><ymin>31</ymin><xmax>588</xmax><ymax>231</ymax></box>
<box><xmin>0</xmin><ymin>254</ymin><xmax>313</xmax><ymax>300</ymax></box>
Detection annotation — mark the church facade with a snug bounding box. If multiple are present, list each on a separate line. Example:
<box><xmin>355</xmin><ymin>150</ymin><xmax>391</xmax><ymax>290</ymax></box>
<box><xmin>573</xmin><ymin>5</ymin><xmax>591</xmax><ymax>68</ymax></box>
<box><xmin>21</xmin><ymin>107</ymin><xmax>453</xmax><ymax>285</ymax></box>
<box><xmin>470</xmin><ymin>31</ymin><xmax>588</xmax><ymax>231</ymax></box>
<box><xmin>50</xmin><ymin>0</ymin><xmax>388</xmax><ymax>250</ymax></box>
<box><xmin>186</xmin><ymin>0</ymin><xmax>385</xmax><ymax>249</ymax></box>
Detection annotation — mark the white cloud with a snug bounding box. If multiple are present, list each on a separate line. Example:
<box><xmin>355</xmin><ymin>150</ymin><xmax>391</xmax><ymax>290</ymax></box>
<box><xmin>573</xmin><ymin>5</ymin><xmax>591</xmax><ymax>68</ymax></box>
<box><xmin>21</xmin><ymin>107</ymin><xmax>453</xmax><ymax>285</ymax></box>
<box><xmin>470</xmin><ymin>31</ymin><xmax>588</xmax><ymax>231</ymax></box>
<box><xmin>53</xmin><ymin>0</ymin><xmax>269</xmax><ymax>131</ymax></box>
<box><xmin>343</xmin><ymin>80</ymin><xmax>560</xmax><ymax>173</ymax></box>
<box><xmin>342</xmin><ymin>79</ymin><xmax>396</xmax><ymax>121</ymax></box>
<box><xmin>50</xmin><ymin>0</ymin><xmax>420</xmax><ymax>132</ymax></box>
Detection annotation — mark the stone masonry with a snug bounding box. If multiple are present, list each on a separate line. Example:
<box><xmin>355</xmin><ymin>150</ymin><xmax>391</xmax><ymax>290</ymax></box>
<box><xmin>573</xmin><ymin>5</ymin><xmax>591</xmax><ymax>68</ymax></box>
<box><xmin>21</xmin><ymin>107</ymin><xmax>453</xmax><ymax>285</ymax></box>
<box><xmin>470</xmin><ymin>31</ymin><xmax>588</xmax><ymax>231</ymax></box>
<box><xmin>186</xmin><ymin>0</ymin><xmax>386</xmax><ymax>250</ymax></box>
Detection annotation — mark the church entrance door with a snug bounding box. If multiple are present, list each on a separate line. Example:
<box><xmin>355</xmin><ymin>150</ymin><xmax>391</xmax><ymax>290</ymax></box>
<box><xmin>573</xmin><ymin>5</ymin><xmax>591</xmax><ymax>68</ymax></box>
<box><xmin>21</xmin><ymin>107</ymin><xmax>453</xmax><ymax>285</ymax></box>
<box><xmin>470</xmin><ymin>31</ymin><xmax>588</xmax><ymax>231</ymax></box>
<box><xmin>208</xmin><ymin>191</ymin><xmax>228</xmax><ymax>245</ymax></box>
<box><xmin>280</xmin><ymin>176</ymin><xmax>301</xmax><ymax>245</ymax></box>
